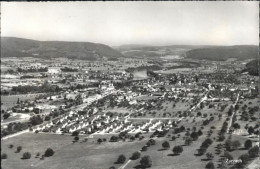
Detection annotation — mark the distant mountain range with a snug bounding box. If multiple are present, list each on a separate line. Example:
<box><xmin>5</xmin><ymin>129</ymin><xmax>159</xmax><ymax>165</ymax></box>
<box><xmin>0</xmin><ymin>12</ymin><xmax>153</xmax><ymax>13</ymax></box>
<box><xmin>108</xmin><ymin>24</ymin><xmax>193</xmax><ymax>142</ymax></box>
<box><xmin>186</xmin><ymin>45</ymin><xmax>258</xmax><ymax>61</ymax></box>
<box><xmin>1</xmin><ymin>37</ymin><xmax>258</xmax><ymax>62</ymax></box>
<box><xmin>1</xmin><ymin>37</ymin><xmax>123</xmax><ymax>60</ymax></box>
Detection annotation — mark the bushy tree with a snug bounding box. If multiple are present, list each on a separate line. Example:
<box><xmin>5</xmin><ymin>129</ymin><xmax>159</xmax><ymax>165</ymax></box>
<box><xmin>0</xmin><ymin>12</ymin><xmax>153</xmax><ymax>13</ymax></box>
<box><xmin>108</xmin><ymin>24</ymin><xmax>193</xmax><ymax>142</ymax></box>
<box><xmin>1</xmin><ymin>153</ymin><xmax>7</xmax><ymax>159</ymax></box>
<box><xmin>248</xmin><ymin>146</ymin><xmax>259</xmax><ymax>158</ymax></box>
<box><xmin>44</xmin><ymin>148</ymin><xmax>55</xmax><ymax>157</ymax></box>
<box><xmin>140</xmin><ymin>155</ymin><xmax>152</xmax><ymax>168</ymax></box>
<box><xmin>22</xmin><ymin>152</ymin><xmax>31</xmax><ymax>159</ymax></box>
<box><xmin>206</xmin><ymin>152</ymin><xmax>214</xmax><ymax>160</ymax></box>
<box><xmin>117</xmin><ymin>154</ymin><xmax>126</xmax><ymax>164</ymax></box>
<box><xmin>131</xmin><ymin>151</ymin><xmax>141</xmax><ymax>160</ymax></box>
<box><xmin>162</xmin><ymin>141</ymin><xmax>170</xmax><ymax>149</ymax></box>
<box><xmin>232</xmin><ymin>140</ymin><xmax>241</xmax><ymax>150</ymax></box>
<box><xmin>205</xmin><ymin>161</ymin><xmax>215</xmax><ymax>169</ymax></box>
<box><xmin>239</xmin><ymin>153</ymin><xmax>250</xmax><ymax>165</ymax></box>
<box><xmin>172</xmin><ymin>146</ymin><xmax>183</xmax><ymax>155</ymax></box>
<box><xmin>185</xmin><ymin>137</ymin><xmax>192</xmax><ymax>146</ymax></box>
<box><xmin>142</xmin><ymin>146</ymin><xmax>148</xmax><ymax>151</ymax></box>
<box><xmin>244</xmin><ymin>139</ymin><xmax>253</xmax><ymax>149</ymax></box>
<box><xmin>16</xmin><ymin>146</ymin><xmax>22</xmax><ymax>153</ymax></box>
<box><xmin>71</xmin><ymin>131</ymin><xmax>79</xmax><ymax>136</ymax></box>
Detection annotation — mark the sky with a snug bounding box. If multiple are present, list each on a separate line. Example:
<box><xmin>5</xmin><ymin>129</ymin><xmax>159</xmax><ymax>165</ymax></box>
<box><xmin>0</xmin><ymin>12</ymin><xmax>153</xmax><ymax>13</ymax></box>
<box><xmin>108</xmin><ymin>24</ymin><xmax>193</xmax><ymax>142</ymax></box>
<box><xmin>1</xmin><ymin>1</ymin><xmax>259</xmax><ymax>46</ymax></box>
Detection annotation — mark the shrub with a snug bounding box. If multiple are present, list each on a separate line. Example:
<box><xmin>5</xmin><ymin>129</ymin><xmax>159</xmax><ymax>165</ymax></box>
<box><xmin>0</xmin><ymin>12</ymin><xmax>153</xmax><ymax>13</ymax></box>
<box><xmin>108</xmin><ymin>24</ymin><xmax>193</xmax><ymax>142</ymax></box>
<box><xmin>131</xmin><ymin>151</ymin><xmax>141</xmax><ymax>160</ymax></box>
<box><xmin>1</xmin><ymin>153</ymin><xmax>7</xmax><ymax>159</ymax></box>
<box><xmin>172</xmin><ymin>146</ymin><xmax>183</xmax><ymax>155</ymax></box>
<box><xmin>244</xmin><ymin>139</ymin><xmax>253</xmax><ymax>149</ymax></box>
<box><xmin>71</xmin><ymin>131</ymin><xmax>79</xmax><ymax>136</ymax></box>
<box><xmin>140</xmin><ymin>155</ymin><xmax>152</xmax><ymax>168</ymax></box>
<box><xmin>239</xmin><ymin>153</ymin><xmax>250</xmax><ymax>165</ymax></box>
<box><xmin>117</xmin><ymin>154</ymin><xmax>126</xmax><ymax>164</ymax></box>
<box><xmin>16</xmin><ymin>146</ymin><xmax>22</xmax><ymax>153</ymax></box>
<box><xmin>162</xmin><ymin>141</ymin><xmax>170</xmax><ymax>149</ymax></box>
<box><xmin>44</xmin><ymin>148</ymin><xmax>55</xmax><ymax>157</ymax></box>
<box><xmin>74</xmin><ymin>136</ymin><xmax>79</xmax><ymax>141</ymax></box>
<box><xmin>248</xmin><ymin>146</ymin><xmax>259</xmax><ymax>158</ymax></box>
<box><xmin>3</xmin><ymin>113</ymin><xmax>10</xmax><ymax>119</ymax></box>
<box><xmin>22</xmin><ymin>152</ymin><xmax>31</xmax><ymax>159</ymax></box>
<box><xmin>8</xmin><ymin>144</ymin><xmax>14</xmax><ymax>148</ymax></box>
<box><xmin>205</xmin><ymin>161</ymin><xmax>215</xmax><ymax>169</ymax></box>
<box><xmin>142</xmin><ymin>146</ymin><xmax>148</xmax><ymax>151</ymax></box>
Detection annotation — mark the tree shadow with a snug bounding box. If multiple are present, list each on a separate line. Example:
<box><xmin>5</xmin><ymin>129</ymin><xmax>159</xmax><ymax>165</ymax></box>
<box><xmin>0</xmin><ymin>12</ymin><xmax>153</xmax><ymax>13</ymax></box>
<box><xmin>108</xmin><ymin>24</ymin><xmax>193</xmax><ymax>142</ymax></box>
<box><xmin>114</xmin><ymin>161</ymin><xmax>122</xmax><ymax>164</ymax></box>
<box><xmin>134</xmin><ymin>165</ymin><xmax>146</xmax><ymax>169</ymax></box>
<box><xmin>201</xmin><ymin>158</ymin><xmax>211</xmax><ymax>161</ymax></box>
<box><xmin>167</xmin><ymin>154</ymin><xmax>179</xmax><ymax>156</ymax></box>
<box><xmin>239</xmin><ymin>147</ymin><xmax>247</xmax><ymax>150</ymax></box>
<box><xmin>158</xmin><ymin>148</ymin><xmax>167</xmax><ymax>151</ymax></box>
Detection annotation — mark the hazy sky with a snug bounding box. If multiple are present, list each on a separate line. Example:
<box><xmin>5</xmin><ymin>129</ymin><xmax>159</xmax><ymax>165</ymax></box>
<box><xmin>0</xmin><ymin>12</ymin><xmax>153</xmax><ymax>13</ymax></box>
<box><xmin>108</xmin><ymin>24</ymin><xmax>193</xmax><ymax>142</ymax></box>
<box><xmin>1</xmin><ymin>1</ymin><xmax>259</xmax><ymax>46</ymax></box>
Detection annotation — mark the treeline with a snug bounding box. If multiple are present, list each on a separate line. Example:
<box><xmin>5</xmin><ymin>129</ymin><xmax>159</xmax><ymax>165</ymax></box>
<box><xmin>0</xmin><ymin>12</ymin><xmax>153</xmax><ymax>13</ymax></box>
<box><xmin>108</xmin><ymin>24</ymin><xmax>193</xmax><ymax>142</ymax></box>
<box><xmin>17</xmin><ymin>67</ymin><xmax>48</xmax><ymax>73</ymax></box>
<box><xmin>242</xmin><ymin>59</ymin><xmax>259</xmax><ymax>76</ymax></box>
<box><xmin>125</xmin><ymin>65</ymin><xmax>162</xmax><ymax>73</ymax></box>
<box><xmin>9</xmin><ymin>83</ymin><xmax>61</xmax><ymax>95</ymax></box>
<box><xmin>60</xmin><ymin>67</ymin><xmax>78</xmax><ymax>72</ymax></box>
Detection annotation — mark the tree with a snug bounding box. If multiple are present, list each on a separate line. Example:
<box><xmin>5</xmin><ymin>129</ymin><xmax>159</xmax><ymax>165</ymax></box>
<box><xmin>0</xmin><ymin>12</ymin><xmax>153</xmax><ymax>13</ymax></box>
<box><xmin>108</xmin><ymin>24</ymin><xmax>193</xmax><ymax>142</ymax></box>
<box><xmin>172</xmin><ymin>146</ymin><xmax>183</xmax><ymax>155</ymax></box>
<box><xmin>131</xmin><ymin>151</ymin><xmax>141</xmax><ymax>160</ymax></box>
<box><xmin>205</xmin><ymin>161</ymin><xmax>215</xmax><ymax>169</ymax></box>
<box><xmin>248</xmin><ymin>146</ymin><xmax>259</xmax><ymax>158</ymax></box>
<box><xmin>1</xmin><ymin>153</ymin><xmax>7</xmax><ymax>159</ymax></box>
<box><xmin>233</xmin><ymin>123</ymin><xmax>240</xmax><ymax>129</ymax></box>
<box><xmin>117</xmin><ymin>154</ymin><xmax>126</xmax><ymax>164</ymax></box>
<box><xmin>16</xmin><ymin>146</ymin><xmax>22</xmax><ymax>153</ymax></box>
<box><xmin>224</xmin><ymin>152</ymin><xmax>233</xmax><ymax>160</ymax></box>
<box><xmin>198</xmin><ymin>147</ymin><xmax>206</xmax><ymax>155</ymax></box>
<box><xmin>232</xmin><ymin>140</ymin><xmax>241</xmax><ymax>150</ymax></box>
<box><xmin>3</xmin><ymin>113</ymin><xmax>10</xmax><ymax>119</ymax></box>
<box><xmin>30</xmin><ymin>115</ymin><xmax>43</xmax><ymax>126</ymax></box>
<box><xmin>74</xmin><ymin>136</ymin><xmax>79</xmax><ymax>142</ymax></box>
<box><xmin>248</xmin><ymin>126</ymin><xmax>254</xmax><ymax>135</ymax></box>
<box><xmin>44</xmin><ymin>148</ymin><xmax>55</xmax><ymax>157</ymax></box>
<box><xmin>72</xmin><ymin>131</ymin><xmax>79</xmax><ymax>136</ymax></box>
<box><xmin>172</xmin><ymin>136</ymin><xmax>176</xmax><ymax>141</ymax></box>
<box><xmin>162</xmin><ymin>141</ymin><xmax>170</xmax><ymax>149</ymax></box>
<box><xmin>239</xmin><ymin>153</ymin><xmax>250</xmax><ymax>165</ymax></box>
<box><xmin>206</xmin><ymin>152</ymin><xmax>214</xmax><ymax>160</ymax></box>
<box><xmin>22</xmin><ymin>152</ymin><xmax>31</xmax><ymax>159</ymax></box>
<box><xmin>140</xmin><ymin>155</ymin><xmax>152</xmax><ymax>168</ymax></box>
<box><xmin>185</xmin><ymin>137</ymin><xmax>192</xmax><ymax>146</ymax></box>
<box><xmin>190</xmin><ymin>132</ymin><xmax>198</xmax><ymax>141</ymax></box>
<box><xmin>9</xmin><ymin>144</ymin><xmax>14</xmax><ymax>149</ymax></box>
<box><xmin>97</xmin><ymin>138</ymin><xmax>102</xmax><ymax>144</ymax></box>
<box><xmin>244</xmin><ymin>139</ymin><xmax>253</xmax><ymax>150</ymax></box>
<box><xmin>142</xmin><ymin>146</ymin><xmax>148</xmax><ymax>151</ymax></box>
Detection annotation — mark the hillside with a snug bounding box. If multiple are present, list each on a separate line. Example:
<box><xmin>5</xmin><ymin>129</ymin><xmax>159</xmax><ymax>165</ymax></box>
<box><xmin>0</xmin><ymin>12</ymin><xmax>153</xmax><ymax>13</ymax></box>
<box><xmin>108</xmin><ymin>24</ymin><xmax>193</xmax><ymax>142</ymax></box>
<box><xmin>115</xmin><ymin>45</ymin><xmax>209</xmax><ymax>58</ymax></box>
<box><xmin>1</xmin><ymin>37</ymin><xmax>123</xmax><ymax>60</ymax></box>
<box><xmin>186</xmin><ymin>45</ymin><xmax>258</xmax><ymax>61</ymax></box>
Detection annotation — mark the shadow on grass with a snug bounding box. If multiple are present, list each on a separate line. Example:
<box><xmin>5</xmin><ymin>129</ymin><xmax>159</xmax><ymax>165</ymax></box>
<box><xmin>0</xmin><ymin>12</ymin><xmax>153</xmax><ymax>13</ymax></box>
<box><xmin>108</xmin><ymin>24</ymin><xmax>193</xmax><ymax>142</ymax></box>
<box><xmin>134</xmin><ymin>164</ymin><xmax>146</xmax><ymax>169</ymax></box>
<box><xmin>158</xmin><ymin>148</ymin><xmax>167</xmax><ymax>151</ymax></box>
<box><xmin>167</xmin><ymin>154</ymin><xmax>179</xmax><ymax>156</ymax></box>
<box><xmin>114</xmin><ymin>161</ymin><xmax>123</xmax><ymax>164</ymax></box>
<box><xmin>194</xmin><ymin>153</ymin><xmax>203</xmax><ymax>156</ymax></box>
<box><xmin>239</xmin><ymin>147</ymin><xmax>247</xmax><ymax>150</ymax></box>
<box><xmin>201</xmin><ymin>158</ymin><xmax>211</xmax><ymax>161</ymax></box>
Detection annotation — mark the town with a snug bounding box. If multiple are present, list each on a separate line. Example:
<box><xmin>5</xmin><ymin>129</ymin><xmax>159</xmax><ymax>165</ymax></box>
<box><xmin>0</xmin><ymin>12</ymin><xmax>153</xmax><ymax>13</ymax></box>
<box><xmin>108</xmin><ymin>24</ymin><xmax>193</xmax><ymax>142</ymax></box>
<box><xmin>1</xmin><ymin>54</ymin><xmax>259</xmax><ymax>169</ymax></box>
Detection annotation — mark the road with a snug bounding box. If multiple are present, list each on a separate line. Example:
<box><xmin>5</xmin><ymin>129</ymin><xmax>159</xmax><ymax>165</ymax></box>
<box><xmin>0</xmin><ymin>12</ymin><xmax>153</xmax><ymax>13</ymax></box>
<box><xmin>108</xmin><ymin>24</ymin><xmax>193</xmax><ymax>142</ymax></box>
<box><xmin>1</xmin><ymin>129</ymin><xmax>29</xmax><ymax>141</ymax></box>
<box><xmin>227</xmin><ymin>93</ymin><xmax>240</xmax><ymax>133</ymax></box>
